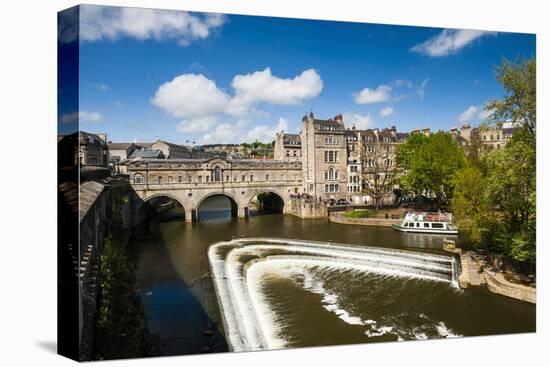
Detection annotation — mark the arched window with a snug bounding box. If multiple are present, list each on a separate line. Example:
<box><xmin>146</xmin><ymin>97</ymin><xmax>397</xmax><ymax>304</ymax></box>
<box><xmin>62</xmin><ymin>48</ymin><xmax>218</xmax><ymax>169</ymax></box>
<box><xmin>133</xmin><ymin>173</ymin><xmax>144</xmax><ymax>184</ymax></box>
<box><xmin>328</xmin><ymin>167</ymin><xmax>335</xmax><ymax>180</ymax></box>
<box><xmin>213</xmin><ymin>166</ymin><xmax>222</xmax><ymax>182</ymax></box>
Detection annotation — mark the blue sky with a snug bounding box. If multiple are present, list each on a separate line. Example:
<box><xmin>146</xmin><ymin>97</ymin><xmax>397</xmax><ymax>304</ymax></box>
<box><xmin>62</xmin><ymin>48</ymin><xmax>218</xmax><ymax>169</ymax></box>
<box><xmin>67</xmin><ymin>5</ymin><xmax>535</xmax><ymax>144</ymax></box>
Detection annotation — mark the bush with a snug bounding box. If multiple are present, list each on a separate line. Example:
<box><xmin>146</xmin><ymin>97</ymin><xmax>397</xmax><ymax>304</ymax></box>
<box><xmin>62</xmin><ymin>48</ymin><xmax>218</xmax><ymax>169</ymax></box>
<box><xmin>344</xmin><ymin>210</ymin><xmax>374</xmax><ymax>219</ymax></box>
<box><xmin>94</xmin><ymin>237</ymin><xmax>148</xmax><ymax>360</ymax></box>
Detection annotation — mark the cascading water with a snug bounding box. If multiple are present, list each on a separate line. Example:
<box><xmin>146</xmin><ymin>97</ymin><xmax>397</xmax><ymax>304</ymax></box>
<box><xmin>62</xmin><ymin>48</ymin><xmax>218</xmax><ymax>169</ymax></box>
<box><xmin>208</xmin><ymin>238</ymin><xmax>460</xmax><ymax>352</ymax></box>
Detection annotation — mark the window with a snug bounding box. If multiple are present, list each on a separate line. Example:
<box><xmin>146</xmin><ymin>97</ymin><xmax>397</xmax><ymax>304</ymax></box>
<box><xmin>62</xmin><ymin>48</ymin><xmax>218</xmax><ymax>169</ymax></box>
<box><xmin>157</xmin><ymin>176</ymin><xmax>162</xmax><ymax>184</ymax></box>
<box><xmin>168</xmin><ymin>176</ymin><xmax>173</xmax><ymax>183</ymax></box>
<box><xmin>424</xmin><ymin>223</ymin><xmax>430</xmax><ymax>228</ymax></box>
<box><xmin>324</xmin><ymin>184</ymin><xmax>339</xmax><ymax>193</ymax></box>
<box><xmin>250</xmin><ymin>175</ymin><xmax>254</xmax><ymax>181</ymax></box>
<box><xmin>178</xmin><ymin>176</ymin><xmax>183</xmax><ymax>183</ymax></box>
<box><xmin>133</xmin><ymin>174</ymin><xmax>144</xmax><ymax>184</ymax></box>
<box><xmin>293</xmin><ymin>150</ymin><xmax>297</xmax><ymax>156</ymax></box>
<box><xmin>242</xmin><ymin>175</ymin><xmax>245</xmax><ymax>181</ymax></box>
<box><xmin>432</xmin><ymin>223</ymin><xmax>444</xmax><ymax>229</ymax></box>
<box><xmin>324</xmin><ymin>150</ymin><xmax>339</xmax><ymax>162</ymax></box>
<box><xmin>206</xmin><ymin>176</ymin><xmax>210</xmax><ymax>182</ymax></box>
<box><xmin>213</xmin><ymin>168</ymin><xmax>222</xmax><ymax>182</ymax></box>
<box><xmin>286</xmin><ymin>150</ymin><xmax>290</xmax><ymax>157</ymax></box>
<box><xmin>266</xmin><ymin>174</ymin><xmax>269</xmax><ymax>181</ymax></box>
<box><xmin>226</xmin><ymin>175</ymin><xmax>230</xmax><ymax>182</ymax></box>
<box><xmin>198</xmin><ymin>176</ymin><xmax>202</xmax><ymax>183</ymax></box>
<box><xmin>416</xmin><ymin>222</ymin><xmax>420</xmax><ymax>228</ymax></box>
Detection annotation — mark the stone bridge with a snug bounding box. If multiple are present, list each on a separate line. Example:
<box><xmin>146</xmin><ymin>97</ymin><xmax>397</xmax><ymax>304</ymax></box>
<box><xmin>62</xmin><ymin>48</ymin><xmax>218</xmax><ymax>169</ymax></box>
<box><xmin>127</xmin><ymin>158</ymin><xmax>303</xmax><ymax>222</ymax></box>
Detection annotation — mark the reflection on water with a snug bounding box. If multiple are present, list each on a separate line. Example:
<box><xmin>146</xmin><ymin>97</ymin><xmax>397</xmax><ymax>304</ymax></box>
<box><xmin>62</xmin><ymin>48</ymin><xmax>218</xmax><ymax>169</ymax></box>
<box><xmin>133</xmin><ymin>200</ymin><xmax>534</xmax><ymax>356</ymax></box>
<box><xmin>197</xmin><ymin>195</ymin><xmax>233</xmax><ymax>222</ymax></box>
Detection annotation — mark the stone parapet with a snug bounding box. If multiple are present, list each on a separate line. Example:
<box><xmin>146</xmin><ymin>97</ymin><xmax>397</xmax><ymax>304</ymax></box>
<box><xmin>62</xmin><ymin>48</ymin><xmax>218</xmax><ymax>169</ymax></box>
<box><xmin>484</xmin><ymin>269</ymin><xmax>536</xmax><ymax>304</ymax></box>
<box><xmin>329</xmin><ymin>212</ymin><xmax>400</xmax><ymax>227</ymax></box>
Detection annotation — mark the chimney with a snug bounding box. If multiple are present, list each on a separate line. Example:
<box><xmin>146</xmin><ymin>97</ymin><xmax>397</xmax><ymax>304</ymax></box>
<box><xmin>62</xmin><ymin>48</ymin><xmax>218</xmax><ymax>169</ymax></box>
<box><xmin>334</xmin><ymin>114</ymin><xmax>344</xmax><ymax>125</ymax></box>
<box><xmin>460</xmin><ymin>123</ymin><xmax>472</xmax><ymax>141</ymax></box>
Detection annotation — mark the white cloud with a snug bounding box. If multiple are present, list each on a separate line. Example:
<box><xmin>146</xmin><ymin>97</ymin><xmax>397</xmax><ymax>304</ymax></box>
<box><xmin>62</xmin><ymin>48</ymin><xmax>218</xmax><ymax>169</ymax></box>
<box><xmin>344</xmin><ymin>113</ymin><xmax>374</xmax><ymax>129</ymax></box>
<box><xmin>151</xmin><ymin>74</ymin><xmax>230</xmax><ymax>119</ymax></box>
<box><xmin>459</xmin><ymin>106</ymin><xmax>478</xmax><ymax>122</ymax></box>
<box><xmin>90</xmin><ymin>83</ymin><xmax>109</xmax><ymax>92</ymax></box>
<box><xmin>79</xmin><ymin>5</ymin><xmax>225</xmax><ymax>46</ymax></box>
<box><xmin>199</xmin><ymin>120</ymin><xmax>248</xmax><ymax>144</ymax></box>
<box><xmin>247</xmin><ymin>118</ymin><xmax>289</xmax><ymax>142</ymax></box>
<box><xmin>380</xmin><ymin>106</ymin><xmax>394</xmax><ymax>117</ymax></box>
<box><xmin>152</xmin><ymin>68</ymin><xmax>322</xmax><ymax>143</ymax></box>
<box><xmin>477</xmin><ymin>108</ymin><xmax>495</xmax><ymax>120</ymax></box>
<box><xmin>176</xmin><ymin>116</ymin><xmax>218</xmax><ymax>133</ymax></box>
<box><xmin>152</xmin><ymin>68</ymin><xmax>323</xmax><ymax>120</ymax></box>
<box><xmin>416</xmin><ymin>79</ymin><xmax>430</xmax><ymax>100</ymax></box>
<box><xmin>459</xmin><ymin>104</ymin><xmax>496</xmax><ymax>123</ymax></box>
<box><xmin>230</xmin><ymin>68</ymin><xmax>323</xmax><ymax>109</ymax></box>
<box><xmin>411</xmin><ymin>29</ymin><xmax>496</xmax><ymax>57</ymax></box>
<box><xmin>61</xmin><ymin>111</ymin><xmax>102</xmax><ymax>124</ymax></box>
<box><xmin>394</xmin><ymin>79</ymin><xmax>413</xmax><ymax>89</ymax></box>
<box><xmin>354</xmin><ymin>85</ymin><xmax>392</xmax><ymax>104</ymax></box>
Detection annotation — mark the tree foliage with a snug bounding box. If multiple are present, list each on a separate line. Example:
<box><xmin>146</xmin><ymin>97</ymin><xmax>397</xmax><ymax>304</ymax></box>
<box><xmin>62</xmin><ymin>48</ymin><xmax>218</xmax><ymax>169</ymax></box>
<box><xmin>396</xmin><ymin>132</ymin><xmax>466</xmax><ymax>208</ymax></box>
<box><xmin>452</xmin><ymin>57</ymin><xmax>536</xmax><ymax>262</ymax></box>
<box><xmin>485</xmin><ymin>56</ymin><xmax>536</xmax><ymax>139</ymax></box>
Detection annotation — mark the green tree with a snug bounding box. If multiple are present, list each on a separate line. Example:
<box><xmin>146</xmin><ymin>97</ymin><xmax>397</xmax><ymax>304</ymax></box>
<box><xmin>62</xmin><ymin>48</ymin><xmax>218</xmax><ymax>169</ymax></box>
<box><xmin>451</xmin><ymin>165</ymin><xmax>490</xmax><ymax>245</ymax></box>
<box><xmin>485</xmin><ymin>56</ymin><xmax>536</xmax><ymax>139</ymax></box>
<box><xmin>396</xmin><ymin>132</ymin><xmax>466</xmax><ymax>208</ymax></box>
<box><xmin>451</xmin><ymin>57</ymin><xmax>536</xmax><ymax>262</ymax></box>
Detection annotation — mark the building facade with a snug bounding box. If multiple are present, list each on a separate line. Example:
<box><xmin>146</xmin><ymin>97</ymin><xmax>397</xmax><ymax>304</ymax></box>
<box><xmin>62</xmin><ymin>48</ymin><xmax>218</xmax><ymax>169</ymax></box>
<box><xmin>78</xmin><ymin>131</ymin><xmax>108</xmax><ymax>167</ymax></box>
<box><xmin>300</xmin><ymin>113</ymin><xmax>348</xmax><ymax>202</ymax></box>
<box><xmin>273</xmin><ymin>113</ymin><xmax>516</xmax><ymax>206</ymax></box>
<box><xmin>274</xmin><ymin>132</ymin><xmax>302</xmax><ymax>161</ymax></box>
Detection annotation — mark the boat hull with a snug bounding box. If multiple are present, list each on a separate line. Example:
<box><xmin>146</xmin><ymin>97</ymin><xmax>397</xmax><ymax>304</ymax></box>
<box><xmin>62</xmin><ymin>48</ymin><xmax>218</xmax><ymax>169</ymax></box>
<box><xmin>392</xmin><ymin>224</ymin><xmax>458</xmax><ymax>235</ymax></box>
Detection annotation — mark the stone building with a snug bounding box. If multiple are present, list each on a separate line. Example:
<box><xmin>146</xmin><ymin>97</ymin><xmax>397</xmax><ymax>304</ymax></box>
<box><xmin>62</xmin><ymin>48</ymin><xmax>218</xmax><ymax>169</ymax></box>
<box><xmin>151</xmin><ymin>139</ymin><xmax>193</xmax><ymax>159</ymax></box>
<box><xmin>108</xmin><ymin>142</ymin><xmax>138</xmax><ymax>161</ymax></box>
<box><xmin>353</xmin><ymin>126</ymin><xmax>408</xmax><ymax>205</ymax></box>
<box><xmin>78</xmin><ymin>131</ymin><xmax>108</xmax><ymax>167</ymax></box>
<box><xmin>450</xmin><ymin>122</ymin><xmax>516</xmax><ymax>151</ymax></box>
<box><xmin>300</xmin><ymin>112</ymin><xmax>349</xmax><ymax>202</ymax></box>
<box><xmin>274</xmin><ymin>132</ymin><xmax>302</xmax><ymax>161</ymax></box>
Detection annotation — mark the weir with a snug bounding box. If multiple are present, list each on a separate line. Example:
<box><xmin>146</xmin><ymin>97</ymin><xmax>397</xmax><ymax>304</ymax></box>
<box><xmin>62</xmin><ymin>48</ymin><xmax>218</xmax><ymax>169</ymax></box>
<box><xmin>208</xmin><ymin>238</ymin><xmax>459</xmax><ymax>352</ymax></box>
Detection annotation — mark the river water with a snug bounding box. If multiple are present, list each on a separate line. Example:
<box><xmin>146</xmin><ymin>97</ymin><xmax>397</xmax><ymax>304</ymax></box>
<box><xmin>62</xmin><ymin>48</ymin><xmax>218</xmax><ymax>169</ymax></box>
<box><xmin>133</xmin><ymin>197</ymin><xmax>535</xmax><ymax>356</ymax></box>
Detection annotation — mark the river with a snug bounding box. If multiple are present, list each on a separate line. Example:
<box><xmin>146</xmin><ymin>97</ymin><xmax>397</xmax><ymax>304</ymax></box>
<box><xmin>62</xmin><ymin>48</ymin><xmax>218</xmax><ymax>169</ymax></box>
<box><xmin>132</xmin><ymin>196</ymin><xmax>535</xmax><ymax>356</ymax></box>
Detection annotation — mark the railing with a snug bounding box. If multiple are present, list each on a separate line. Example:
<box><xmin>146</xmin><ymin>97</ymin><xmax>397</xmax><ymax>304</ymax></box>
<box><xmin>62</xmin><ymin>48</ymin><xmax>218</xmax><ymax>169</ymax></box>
<box><xmin>405</xmin><ymin>212</ymin><xmax>452</xmax><ymax>222</ymax></box>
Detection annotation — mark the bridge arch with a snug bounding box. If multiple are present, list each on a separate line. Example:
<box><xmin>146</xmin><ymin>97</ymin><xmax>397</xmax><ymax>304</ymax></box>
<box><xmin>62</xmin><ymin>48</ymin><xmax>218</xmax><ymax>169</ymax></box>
<box><xmin>195</xmin><ymin>192</ymin><xmax>241</xmax><ymax>222</ymax></box>
<box><xmin>248</xmin><ymin>189</ymin><xmax>286</xmax><ymax>214</ymax></box>
<box><xmin>141</xmin><ymin>192</ymin><xmax>186</xmax><ymax>210</ymax></box>
<box><xmin>138</xmin><ymin>192</ymin><xmax>187</xmax><ymax>222</ymax></box>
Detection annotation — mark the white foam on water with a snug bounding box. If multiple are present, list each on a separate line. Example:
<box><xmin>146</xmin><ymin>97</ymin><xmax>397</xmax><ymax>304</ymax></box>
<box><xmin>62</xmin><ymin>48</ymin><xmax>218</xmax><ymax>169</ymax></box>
<box><xmin>208</xmin><ymin>238</ymin><xmax>459</xmax><ymax>351</ymax></box>
<box><xmin>435</xmin><ymin>321</ymin><xmax>461</xmax><ymax>338</ymax></box>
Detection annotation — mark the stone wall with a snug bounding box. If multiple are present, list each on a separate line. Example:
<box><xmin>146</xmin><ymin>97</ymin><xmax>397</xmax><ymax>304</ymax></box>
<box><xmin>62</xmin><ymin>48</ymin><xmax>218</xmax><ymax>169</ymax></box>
<box><xmin>484</xmin><ymin>270</ymin><xmax>536</xmax><ymax>304</ymax></box>
<box><xmin>329</xmin><ymin>211</ymin><xmax>401</xmax><ymax>227</ymax></box>
<box><xmin>286</xmin><ymin>198</ymin><xmax>328</xmax><ymax>218</ymax></box>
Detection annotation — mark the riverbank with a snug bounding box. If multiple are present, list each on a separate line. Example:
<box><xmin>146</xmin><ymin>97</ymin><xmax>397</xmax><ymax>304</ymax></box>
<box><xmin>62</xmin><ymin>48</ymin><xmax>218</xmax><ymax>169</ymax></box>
<box><xmin>447</xmin><ymin>246</ymin><xmax>536</xmax><ymax>304</ymax></box>
<box><xmin>329</xmin><ymin>211</ymin><xmax>402</xmax><ymax>227</ymax></box>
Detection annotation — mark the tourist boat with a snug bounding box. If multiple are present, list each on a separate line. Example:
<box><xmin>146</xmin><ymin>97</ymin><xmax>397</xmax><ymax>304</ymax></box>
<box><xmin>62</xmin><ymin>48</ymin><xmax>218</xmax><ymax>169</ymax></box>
<box><xmin>392</xmin><ymin>211</ymin><xmax>458</xmax><ymax>235</ymax></box>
